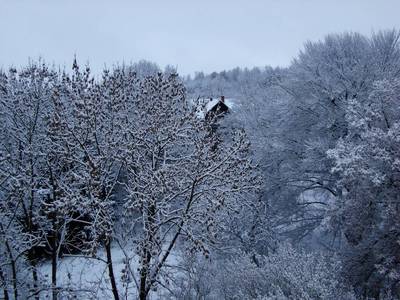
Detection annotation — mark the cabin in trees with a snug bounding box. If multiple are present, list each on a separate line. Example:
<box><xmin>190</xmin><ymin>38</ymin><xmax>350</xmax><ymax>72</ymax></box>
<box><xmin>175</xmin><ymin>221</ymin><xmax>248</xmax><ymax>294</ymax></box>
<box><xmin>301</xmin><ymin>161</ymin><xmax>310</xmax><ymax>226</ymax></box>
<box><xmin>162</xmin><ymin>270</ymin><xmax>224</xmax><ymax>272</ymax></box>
<box><xmin>205</xmin><ymin>96</ymin><xmax>230</xmax><ymax>120</ymax></box>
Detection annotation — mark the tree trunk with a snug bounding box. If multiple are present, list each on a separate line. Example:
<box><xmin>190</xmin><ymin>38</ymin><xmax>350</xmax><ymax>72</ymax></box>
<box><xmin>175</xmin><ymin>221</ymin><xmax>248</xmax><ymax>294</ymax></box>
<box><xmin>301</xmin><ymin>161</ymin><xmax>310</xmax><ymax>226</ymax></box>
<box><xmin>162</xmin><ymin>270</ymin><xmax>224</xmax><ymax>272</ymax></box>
<box><xmin>139</xmin><ymin>286</ymin><xmax>148</xmax><ymax>300</ymax></box>
<box><xmin>0</xmin><ymin>267</ymin><xmax>10</xmax><ymax>300</ymax></box>
<box><xmin>7</xmin><ymin>246</ymin><xmax>18</xmax><ymax>300</ymax></box>
<box><xmin>1</xmin><ymin>223</ymin><xmax>18</xmax><ymax>300</ymax></box>
<box><xmin>31</xmin><ymin>261</ymin><xmax>40</xmax><ymax>300</ymax></box>
<box><xmin>3</xmin><ymin>288</ymin><xmax>9</xmax><ymax>300</ymax></box>
<box><xmin>139</xmin><ymin>202</ymin><xmax>157</xmax><ymax>300</ymax></box>
<box><xmin>139</xmin><ymin>248</ymin><xmax>151</xmax><ymax>300</ymax></box>
<box><xmin>105</xmin><ymin>238</ymin><xmax>120</xmax><ymax>300</ymax></box>
<box><xmin>49</xmin><ymin>170</ymin><xmax>59</xmax><ymax>300</ymax></box>
<box><xmin>139</xmin><ymin>260</ymin><xmax>150</xmax><ymax>300</ymax></box>
<box><xmin>51</xmin><ymin>231</ymin><xmax>58</xmax><ymax>300</ymax></box>
<box><xmin>10</xmin><ymin>256</ymin><xmax>18</xmax><ymax>300</ymax></box>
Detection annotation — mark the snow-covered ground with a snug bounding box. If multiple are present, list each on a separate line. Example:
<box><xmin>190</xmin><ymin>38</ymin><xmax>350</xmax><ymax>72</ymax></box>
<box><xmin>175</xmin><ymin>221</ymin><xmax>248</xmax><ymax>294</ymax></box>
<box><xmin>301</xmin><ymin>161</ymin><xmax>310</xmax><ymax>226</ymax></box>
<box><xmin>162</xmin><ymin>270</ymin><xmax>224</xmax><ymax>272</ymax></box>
<box><xmin>38</xmin><ymin>245</ymin><xmax>179</xmax><ymax>299</ymax></box>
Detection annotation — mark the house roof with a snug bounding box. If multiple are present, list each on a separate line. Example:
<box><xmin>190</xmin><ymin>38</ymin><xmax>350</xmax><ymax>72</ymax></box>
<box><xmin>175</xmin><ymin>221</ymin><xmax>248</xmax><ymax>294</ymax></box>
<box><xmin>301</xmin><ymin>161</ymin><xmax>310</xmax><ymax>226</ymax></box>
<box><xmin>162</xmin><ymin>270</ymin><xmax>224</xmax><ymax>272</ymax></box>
<box><xmin>192</xmin><ymin>97</ymin><xmax>236</xmax><ymax>119</ymax></box>
<box><xmin>205</xmin><ymin>98</ymin><xmax>220</xmax><ymax>112</ymax></box>
<box><xmin>205</xmin><ymin>98</ymin><xmax>235</xmax><ymax>112</ymax></box>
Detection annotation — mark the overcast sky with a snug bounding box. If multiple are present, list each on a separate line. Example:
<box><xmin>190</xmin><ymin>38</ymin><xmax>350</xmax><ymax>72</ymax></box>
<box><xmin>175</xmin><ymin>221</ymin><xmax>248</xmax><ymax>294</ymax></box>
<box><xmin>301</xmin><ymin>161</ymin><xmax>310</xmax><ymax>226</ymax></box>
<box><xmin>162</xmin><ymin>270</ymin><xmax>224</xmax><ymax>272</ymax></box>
<box><xmin>1</xmin><ymin>0</ymin><xmax>400</xmax><ymax>75</ymax></box>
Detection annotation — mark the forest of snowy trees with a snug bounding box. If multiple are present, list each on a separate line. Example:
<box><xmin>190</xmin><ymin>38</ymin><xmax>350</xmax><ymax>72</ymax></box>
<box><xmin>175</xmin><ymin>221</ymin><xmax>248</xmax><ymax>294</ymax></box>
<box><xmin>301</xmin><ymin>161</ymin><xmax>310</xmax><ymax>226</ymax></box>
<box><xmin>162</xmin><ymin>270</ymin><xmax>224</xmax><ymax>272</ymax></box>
<box><xmin>1</xmin><ymin>30</ymin><xmax>400</xmax><ymax>299</ymax></box>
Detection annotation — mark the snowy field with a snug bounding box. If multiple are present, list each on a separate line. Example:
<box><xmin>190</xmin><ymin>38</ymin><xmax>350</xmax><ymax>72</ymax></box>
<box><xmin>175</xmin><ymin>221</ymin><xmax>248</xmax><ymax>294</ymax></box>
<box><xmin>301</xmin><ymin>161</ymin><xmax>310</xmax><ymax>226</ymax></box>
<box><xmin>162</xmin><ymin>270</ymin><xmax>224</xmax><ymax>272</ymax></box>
<box><xmin>38</xmin><ymin>245</ymin><xmax>179</xmax><ymax>299</ymax></box>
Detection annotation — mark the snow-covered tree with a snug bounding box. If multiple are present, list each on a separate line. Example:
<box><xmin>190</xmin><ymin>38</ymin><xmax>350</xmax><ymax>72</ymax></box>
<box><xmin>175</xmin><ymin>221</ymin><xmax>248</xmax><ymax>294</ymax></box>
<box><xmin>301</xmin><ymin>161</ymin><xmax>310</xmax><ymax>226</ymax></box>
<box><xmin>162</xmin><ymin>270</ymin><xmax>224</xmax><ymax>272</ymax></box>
<box><xmin>171</xmin><ymin>244</ymin><xmax>355</xmax><ymax>300</ymax></box>
<box><xmin>327</xmin><ymin>78</ymin><xmax>400</xmax><ymax>298</ymax></box>
<box><xmin>122</xmin><ymin>72</ymin><xmax>259</xmax><ymax>299</ymax></box>
<box><xmin>0</xmin><ymin>63</ymin><xmax>59</xmax><ymax>299</ymax></box>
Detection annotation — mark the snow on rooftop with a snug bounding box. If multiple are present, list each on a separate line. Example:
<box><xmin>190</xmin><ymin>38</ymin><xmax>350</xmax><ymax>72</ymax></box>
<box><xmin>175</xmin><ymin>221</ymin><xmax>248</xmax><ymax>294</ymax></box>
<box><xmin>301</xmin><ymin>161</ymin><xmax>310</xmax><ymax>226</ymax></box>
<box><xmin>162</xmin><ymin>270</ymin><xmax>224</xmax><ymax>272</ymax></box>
<box><xmin>192</xmin><ymin>97</ymin><xmax>236</xmax><ymax>118</ymax></box>
<box><xmin>205</xmin><ymin>98</ymin><xmax>220</xmax><ymax>112</ymax></box>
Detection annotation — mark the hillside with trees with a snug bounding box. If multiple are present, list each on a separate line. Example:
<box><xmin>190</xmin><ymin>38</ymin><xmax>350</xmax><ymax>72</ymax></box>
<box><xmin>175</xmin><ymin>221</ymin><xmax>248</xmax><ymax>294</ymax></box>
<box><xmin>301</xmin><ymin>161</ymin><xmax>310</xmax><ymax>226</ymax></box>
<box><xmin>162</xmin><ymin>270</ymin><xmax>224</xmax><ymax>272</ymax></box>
<box><xmin>1</xmin><ymin>30</ymin><xmax>400</xmax><ymax>299</ymax></box>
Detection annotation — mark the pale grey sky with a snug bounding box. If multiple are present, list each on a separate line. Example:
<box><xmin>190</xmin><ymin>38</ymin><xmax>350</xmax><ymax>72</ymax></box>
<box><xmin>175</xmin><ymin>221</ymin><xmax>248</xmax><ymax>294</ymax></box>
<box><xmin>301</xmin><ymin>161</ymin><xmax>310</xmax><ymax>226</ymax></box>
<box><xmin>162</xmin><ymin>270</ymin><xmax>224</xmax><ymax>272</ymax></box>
<box><xmin>1</xmin><ymin>0</ymin><xmax>400</xmax><ymax>75</ymax></box>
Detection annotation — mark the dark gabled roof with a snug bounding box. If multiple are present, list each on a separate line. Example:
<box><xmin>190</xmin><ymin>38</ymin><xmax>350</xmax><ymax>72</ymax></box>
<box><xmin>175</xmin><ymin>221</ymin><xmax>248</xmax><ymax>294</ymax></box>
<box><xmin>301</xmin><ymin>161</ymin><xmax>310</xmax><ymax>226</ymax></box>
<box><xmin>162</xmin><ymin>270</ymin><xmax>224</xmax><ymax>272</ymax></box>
<box><xmin>205</xmin><ymin>98</ymin><xmax>229</xmax><ymax>119</ymax></box>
